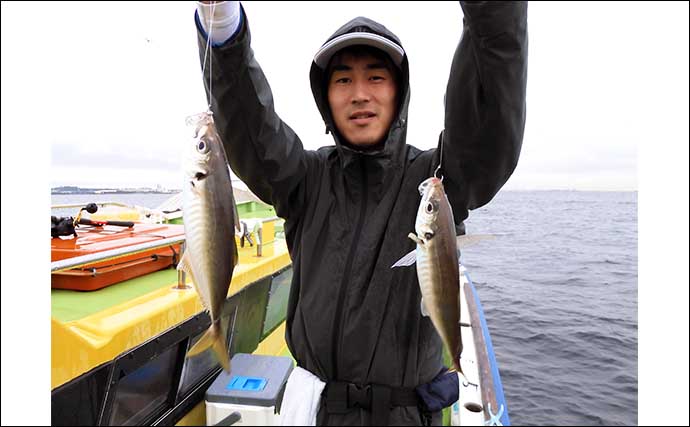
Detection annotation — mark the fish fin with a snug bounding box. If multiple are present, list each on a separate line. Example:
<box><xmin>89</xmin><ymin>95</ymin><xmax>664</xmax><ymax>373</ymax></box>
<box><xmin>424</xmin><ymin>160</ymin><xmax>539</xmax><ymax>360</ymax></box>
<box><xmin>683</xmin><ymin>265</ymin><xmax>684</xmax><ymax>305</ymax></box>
<box><xmin>233</xmin><ymin>202</ymin><xmax>240</xmax><ymax>233</ymax></box>
<box><xmin>420</xmin><ymin>297</ymin><xmax>430</xmax><ymax>317</ymax></box>
<box><xmin>177</xmin><ymin>251</ymin><xmax>198</xmax><ymax>287</ymax></box>
<box><xmin>391</xmin><ymin>248</ymin><xmax>417</xmax><ymax>268</ymax></box>
<box><xmin>187</xmin><ymin>327</ymin><xmax>214</xmax><ymax>357</ymax></box>
<box><xmin>213</xmin><ymin>331</ymin><xmax>231</xmax><ymax>372</ymax></box>
<box><xmin>228</xmin><ymin>169</ymin><xmax>240</xmax><ymax>267</ymax></box>
<box><xmin>447</xmin><ymin>362</ymin><xmax>466</xmax><ymax>380</ymax></box>
<box><xmin>457</xmin><ymin>287</ymin><xmax>463</xmax><ymax>325</ymax></box>
<box><xmin>229</xmin><ymin>181</ymin><xmax>241</xmax><ymax>233</ymax></box>
<box><xmin>456</xmin><ymin>234</ymin><xmax>495</xmax><ymax>249</ymax></box>
<box><xmin>408</xmin><ymin>232</ymin><xmax>424</xmax><ymax>245</ymax></box>
<box><xmin>177</xmin><ymin>250</ymin><xmax>191</xmax><ymax>273</ymax></box>
<box><xmin>187</xmin><ymin>322</ymin><xmax>231</xmax><ymax>372</ymax></box>
<box><xmin>233</xmin><ymin>240</ymin><xmax>239</xmax><ymax>267</ymax></box>
<box><xmin>177</xmin><ymin>251</ymin><xmax>195</xmax><ymax>278</ymax></box>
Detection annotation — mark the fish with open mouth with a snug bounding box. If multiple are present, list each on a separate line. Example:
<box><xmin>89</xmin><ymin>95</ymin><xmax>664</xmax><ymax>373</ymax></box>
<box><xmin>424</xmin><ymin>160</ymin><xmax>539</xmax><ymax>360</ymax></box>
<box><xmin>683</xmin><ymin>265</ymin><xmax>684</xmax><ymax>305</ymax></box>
<box><xmin>178</xmin><ymin>111</ymin><xmax>240</xmax><ymax>372</ymax></box>
<box><xmin>392</xmin><ymin>176</ymin><xmax>493</xmax><ymax>376</ymax></box>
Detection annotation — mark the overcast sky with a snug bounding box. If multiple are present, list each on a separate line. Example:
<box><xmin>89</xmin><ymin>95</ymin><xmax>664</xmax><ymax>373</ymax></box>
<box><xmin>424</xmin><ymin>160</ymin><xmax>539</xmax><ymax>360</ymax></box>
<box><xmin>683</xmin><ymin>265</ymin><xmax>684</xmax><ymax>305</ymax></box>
<box><xmin>3</xmin><ymin>1</ymin><xmax>686</xmax><ymax>191</ymax></box>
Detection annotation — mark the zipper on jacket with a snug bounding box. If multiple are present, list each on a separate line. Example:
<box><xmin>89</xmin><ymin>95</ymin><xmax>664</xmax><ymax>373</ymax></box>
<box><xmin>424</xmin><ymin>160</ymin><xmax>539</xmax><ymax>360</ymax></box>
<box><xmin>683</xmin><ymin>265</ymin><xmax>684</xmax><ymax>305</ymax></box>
<box><xmin>331</xmin><ymin>159</ymin><xmax>368</xmax><ymax>380</ymax></box>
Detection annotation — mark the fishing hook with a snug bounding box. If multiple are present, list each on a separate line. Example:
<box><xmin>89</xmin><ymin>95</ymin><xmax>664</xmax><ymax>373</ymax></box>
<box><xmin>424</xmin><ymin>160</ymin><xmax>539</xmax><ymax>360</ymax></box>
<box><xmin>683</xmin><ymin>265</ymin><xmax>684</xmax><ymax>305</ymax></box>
<box><xmin>434</xmin><ymin>164</ymin><xmax>444</xmax><ymax>181</ymax></box>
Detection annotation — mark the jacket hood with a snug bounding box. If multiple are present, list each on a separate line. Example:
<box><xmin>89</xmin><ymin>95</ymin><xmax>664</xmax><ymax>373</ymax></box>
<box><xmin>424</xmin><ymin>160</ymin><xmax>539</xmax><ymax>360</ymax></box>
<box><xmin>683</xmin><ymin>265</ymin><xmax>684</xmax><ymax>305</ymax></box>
<box><xmin>309</xmin><ymin>16</ymin><xmax>411</xmax><ymax>168</ymax></box>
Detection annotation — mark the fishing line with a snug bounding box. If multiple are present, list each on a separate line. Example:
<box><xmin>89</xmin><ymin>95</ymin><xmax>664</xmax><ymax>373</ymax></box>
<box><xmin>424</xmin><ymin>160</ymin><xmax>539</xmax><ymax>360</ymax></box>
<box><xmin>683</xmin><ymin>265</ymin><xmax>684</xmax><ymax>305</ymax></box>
<box><xmin>200</xmin><ymin>1</ymin><xmax>216</xmax><ymax>113</ymax></box>
<box><xmin>434</xmin><ymin>129</ymin><xmax>445</xmax><ymax>181</ymax></box>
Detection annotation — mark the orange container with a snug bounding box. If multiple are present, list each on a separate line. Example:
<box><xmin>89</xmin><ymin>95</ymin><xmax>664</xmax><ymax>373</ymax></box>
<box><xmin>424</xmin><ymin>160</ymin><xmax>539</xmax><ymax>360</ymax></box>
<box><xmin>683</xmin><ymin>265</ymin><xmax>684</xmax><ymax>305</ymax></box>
<box><xmin>51</xmin><ymin>222</ymin><xmax>185</xmax><ymax>291</ymax></box>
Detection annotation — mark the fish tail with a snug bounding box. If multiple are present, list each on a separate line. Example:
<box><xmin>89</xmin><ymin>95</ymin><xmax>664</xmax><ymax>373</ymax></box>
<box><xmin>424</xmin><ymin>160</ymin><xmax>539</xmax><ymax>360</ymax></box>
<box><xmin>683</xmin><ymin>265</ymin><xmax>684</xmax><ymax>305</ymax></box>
<box><xmin>447</xmin><ymin>360</ymin><xmax>475</xmax><ymax>387</ymax></box>
<box><xmin>447</xmin><ymin>359</ymin><xmax>465</xmax><ymax>378</ymax></box>
<box><xmin>187</xmin><ymin>321</ymin><xmax>231</xmax><ymax>372</ymax></box>
<box><xmin>213</xmin><ymin>332</ymin><xmax>231</xmax><ymax>372</ymax></box>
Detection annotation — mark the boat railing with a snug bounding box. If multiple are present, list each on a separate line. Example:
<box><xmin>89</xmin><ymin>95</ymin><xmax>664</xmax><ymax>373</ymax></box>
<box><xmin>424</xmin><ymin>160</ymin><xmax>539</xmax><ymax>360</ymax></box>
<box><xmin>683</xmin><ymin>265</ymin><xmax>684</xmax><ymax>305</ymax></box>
<box><xmin>239</xmin><ymin>216</ymin><xmax>282</xmax><ymax>257</ymax></box>
<box><xmin>51</xmin><ymin>236</ymin><xmax>187</xmax><ymax>273</ymax></box>
<box><xmin>51</xmin><ymin>201</ymin><xmax>141</xmax><ymax>210</ymax></box>
<box><xmin>50</xmin><ymin>216</ymin><xmax>282</xmax><ymax>274</ymax></box>
<box><xmin>52</xmin><ymin>201</ymin><xmax>170</xmax><ymax>224</ymax></box>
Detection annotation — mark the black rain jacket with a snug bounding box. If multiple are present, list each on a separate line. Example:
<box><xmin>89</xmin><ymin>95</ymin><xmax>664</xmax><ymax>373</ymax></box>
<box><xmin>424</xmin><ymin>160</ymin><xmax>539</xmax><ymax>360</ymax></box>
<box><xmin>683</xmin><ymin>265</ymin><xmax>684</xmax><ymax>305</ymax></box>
<box><xmin>196</xmin><ymin>2</ymin><xmax>527</xmax><ymax>425</ymax></box>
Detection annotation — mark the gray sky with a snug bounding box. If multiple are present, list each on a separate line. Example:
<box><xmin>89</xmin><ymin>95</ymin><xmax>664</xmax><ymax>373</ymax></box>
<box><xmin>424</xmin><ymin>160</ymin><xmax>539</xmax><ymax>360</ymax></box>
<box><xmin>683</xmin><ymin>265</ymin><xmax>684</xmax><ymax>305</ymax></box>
<box><xmin>4</xmin><ymin>1</ymin><xmax>686</xmax><ymax>191</ymax></box>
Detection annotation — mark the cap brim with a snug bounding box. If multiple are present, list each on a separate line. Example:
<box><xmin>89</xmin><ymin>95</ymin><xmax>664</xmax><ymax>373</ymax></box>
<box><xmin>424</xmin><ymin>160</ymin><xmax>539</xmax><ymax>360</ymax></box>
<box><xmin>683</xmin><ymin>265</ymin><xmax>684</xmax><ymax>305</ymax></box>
<box><xmin>313</xmin><ymin>32</ymin><xmax>404</xmax><ymax>69</ymax></box>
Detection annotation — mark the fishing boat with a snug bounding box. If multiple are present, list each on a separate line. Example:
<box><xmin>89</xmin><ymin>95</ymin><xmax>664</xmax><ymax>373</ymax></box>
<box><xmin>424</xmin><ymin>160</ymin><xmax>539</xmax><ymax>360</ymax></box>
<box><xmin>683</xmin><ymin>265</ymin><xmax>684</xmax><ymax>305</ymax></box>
<box><xmin>51</xmin><ymin>221</ymin><xmax>185</xmax><ymax>292</ymax></box>
<box><xmin>453</xmin><ymin>264</ymin><xmax>511</xmax><ymax>426</ymax></box>
<box><xmin>51</xmin><ymin>198</ymin><xmax>292</xmax><ymax>426</ymax></box>
<box><xmin>51</xmin><ymin>198</ymin><xmax>509</xmax><ymax>426</ymax></box>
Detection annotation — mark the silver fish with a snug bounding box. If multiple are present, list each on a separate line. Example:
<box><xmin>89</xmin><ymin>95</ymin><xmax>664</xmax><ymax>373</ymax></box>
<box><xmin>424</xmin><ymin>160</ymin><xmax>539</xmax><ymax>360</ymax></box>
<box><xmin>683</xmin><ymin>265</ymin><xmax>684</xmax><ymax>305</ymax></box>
<box><xmin>392</xmin><ymin>177</ymin><xmax>494</xmax><ymax>375</ymax></box>
<box><xmin>178</xmin><ymin>111</ymin><xmax>239</xmax><ymax>372</ymax></box>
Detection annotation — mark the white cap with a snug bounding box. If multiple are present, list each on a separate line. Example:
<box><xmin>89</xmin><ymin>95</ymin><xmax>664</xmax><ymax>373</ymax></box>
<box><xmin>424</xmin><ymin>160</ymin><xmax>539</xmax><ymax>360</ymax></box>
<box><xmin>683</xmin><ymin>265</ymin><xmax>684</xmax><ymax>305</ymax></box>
<box><xmin>313</xmin><ymin>32</ymin><xmax>404</xmax><ymax>70</ymax></box>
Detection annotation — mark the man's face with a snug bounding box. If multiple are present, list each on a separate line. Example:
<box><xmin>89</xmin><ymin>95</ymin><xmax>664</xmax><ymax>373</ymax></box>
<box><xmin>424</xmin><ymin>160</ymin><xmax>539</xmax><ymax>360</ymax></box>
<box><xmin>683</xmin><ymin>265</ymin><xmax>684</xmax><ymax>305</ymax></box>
<box><xmin>327</xmin><ymin>52</ymin><xmax>398</xmax><ymax>148</ymax></box>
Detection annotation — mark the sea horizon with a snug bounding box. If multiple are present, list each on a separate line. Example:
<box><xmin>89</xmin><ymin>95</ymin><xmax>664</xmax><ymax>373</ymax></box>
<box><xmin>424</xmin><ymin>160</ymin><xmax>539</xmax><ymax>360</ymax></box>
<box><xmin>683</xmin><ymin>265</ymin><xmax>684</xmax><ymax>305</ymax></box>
<box><xmin>51</xmin><ymin>186</ymin><xmax>638</xmax><ymax>194</ymax></box>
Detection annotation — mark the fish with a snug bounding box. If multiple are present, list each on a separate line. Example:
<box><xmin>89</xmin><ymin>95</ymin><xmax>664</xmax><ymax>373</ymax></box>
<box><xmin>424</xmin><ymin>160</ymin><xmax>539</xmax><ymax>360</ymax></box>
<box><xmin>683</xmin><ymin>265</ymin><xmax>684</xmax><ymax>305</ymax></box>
<box><xmin>178</xmin><ymin>111</ymin><xmax>240</xmax><ymax>372</ymax></box>
<box><xmin>392</xmin><ymin>176</ymin><xmax>494</xmax><ymax>376</ymax></box>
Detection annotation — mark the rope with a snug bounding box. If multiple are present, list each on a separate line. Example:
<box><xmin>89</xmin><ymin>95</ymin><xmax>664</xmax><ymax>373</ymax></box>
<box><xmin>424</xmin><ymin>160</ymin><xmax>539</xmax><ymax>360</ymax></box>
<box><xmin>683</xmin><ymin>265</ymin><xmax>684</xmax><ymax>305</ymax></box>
<box><xmin>485</xmin><ymin>403</ymin><xmax>504</xmax><ymax>426</ymax></box>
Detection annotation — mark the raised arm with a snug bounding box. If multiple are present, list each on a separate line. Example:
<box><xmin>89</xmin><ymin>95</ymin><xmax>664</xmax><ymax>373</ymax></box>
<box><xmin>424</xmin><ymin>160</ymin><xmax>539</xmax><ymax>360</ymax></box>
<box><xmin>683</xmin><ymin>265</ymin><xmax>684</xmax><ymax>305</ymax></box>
<box><xmin>194</xmin><ymin>2</ymin><xmax>312</xmax><ymax>220</ymax></box>
<box><xmin>440</xmin><ymin>1</ymin><xmax>528</xmax><ymax>224</ymax></box>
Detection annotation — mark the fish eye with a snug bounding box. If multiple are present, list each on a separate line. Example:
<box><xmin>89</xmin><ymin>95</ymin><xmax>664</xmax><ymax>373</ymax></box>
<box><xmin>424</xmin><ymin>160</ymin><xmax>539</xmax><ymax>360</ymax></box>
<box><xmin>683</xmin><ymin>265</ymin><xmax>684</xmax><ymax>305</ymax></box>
<box><xmin>196</xmin><ymin>139</ymin><xmax>209</xmax><ymax>154</ymax></box>
<box><xmin>424</xmin><ymin>232</ymin><xmax>434</xmax><ymax>240</ymax></box>
<box><xmin>425</xmin><ymin>202</ymin><xmax>434</xmax><ymax>213</ymax></box>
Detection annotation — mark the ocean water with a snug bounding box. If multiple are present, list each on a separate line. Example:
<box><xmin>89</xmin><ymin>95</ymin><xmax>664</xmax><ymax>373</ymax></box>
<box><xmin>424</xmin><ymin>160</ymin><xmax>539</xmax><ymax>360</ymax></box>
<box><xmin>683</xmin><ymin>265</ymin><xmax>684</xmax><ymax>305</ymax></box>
<box><xmin>50</xmin><ymin>193</ymin><xmax>179</xmax><ymax>218</ymax></box>
<box><xmin>462</xmin><ymin>191</ymin><xmax>637</xmax><ymax>426</ymax></box>
<box><xmin>50</xmin><ymin>190</ymin><xmax>638</xmax><ymax>426</ymax></box>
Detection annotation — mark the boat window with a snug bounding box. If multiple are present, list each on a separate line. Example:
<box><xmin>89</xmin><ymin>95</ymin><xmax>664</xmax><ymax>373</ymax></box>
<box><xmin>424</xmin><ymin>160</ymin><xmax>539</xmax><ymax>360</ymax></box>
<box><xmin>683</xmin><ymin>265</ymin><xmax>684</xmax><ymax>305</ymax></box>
<box><xmin>51</xmin><ymin>363</ymin><xmax>111</xmax><ymax>426</ymax></box>
<box><xmin>262</xmin><ymin>267</ymin><xmax>293</xmax><ymax>338</ymax></box>
<box><xmin>178</xmin><ymin>331</ymin><xmax>219</xmax><ymax>398</ymax></box>
<box><xmin>108</xmin><ymin>345</ymin><xmax>178</xmax><ymax>426</ymax></box>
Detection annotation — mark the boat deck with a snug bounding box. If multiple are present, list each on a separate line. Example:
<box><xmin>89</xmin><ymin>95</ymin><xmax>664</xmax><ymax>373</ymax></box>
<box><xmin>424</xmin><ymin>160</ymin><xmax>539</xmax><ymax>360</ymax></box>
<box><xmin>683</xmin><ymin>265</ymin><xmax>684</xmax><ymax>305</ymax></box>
<box><xmin>52</xmin><ymin>236</ymin><xmax>290</xmax><ymax>390</ymax></box>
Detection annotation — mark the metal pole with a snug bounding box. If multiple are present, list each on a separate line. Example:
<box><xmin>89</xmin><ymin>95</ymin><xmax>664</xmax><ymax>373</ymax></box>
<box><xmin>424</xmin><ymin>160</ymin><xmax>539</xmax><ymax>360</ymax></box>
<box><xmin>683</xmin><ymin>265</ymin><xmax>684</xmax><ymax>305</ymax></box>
<box><xmin>175</xmin><ymin>242</ymin><xmax>191</xmax><ymax>289</ymax></box>
<box><xmin>51</xmin><ymin>236</ymin><xmax>186</xmax><ymax>273</ymax></box>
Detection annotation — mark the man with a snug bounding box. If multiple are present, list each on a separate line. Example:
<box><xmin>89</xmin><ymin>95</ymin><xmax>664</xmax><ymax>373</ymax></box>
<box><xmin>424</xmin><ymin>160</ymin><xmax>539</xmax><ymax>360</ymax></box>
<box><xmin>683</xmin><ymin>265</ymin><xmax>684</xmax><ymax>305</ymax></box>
<box><xmin>195</xmin><ymin>2</ymin><xmax>527</xmax><ymax>425</ymax></box>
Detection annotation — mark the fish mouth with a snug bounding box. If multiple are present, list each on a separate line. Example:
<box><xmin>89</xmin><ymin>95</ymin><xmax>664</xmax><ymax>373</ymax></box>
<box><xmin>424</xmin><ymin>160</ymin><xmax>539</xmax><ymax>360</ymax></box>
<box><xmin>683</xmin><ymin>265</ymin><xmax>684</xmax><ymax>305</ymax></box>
<box><xmin>418</xmin><ymin>177</ymin><xmax>442</xmax><ymax>195</ymax></box>
<box><xmin>189</xmin><ymin>171</ymin><xmax>208</xmax><ymax>188</ymax></box>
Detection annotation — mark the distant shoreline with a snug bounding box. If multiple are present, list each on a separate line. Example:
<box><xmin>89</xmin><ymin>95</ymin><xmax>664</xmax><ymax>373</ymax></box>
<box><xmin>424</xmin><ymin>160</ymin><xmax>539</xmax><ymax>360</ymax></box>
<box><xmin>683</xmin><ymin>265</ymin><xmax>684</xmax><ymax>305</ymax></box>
<box><xmin>51</xmin><ymin>187</ymin><xmax>181</xmax><ymax>195</ymax></box>
<box><xmin>51</xmin><ymin>188</ymin><xmax>637</xmax><ymax>195</ymax></box>
<box><xmin>51</xmin><ymin>192</ymin><xmax>181</xmax><ymax>195</ymax></box>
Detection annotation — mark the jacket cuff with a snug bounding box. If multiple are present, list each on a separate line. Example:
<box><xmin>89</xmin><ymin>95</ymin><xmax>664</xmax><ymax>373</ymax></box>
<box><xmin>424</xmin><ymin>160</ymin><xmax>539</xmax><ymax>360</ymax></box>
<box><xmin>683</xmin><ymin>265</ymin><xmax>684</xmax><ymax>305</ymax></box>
<box><xmin>196</xmin><ymin>1</ymin><xmax>242</xmax><ymax>46</ymax></box>
<box><xmin>460</xmin><ymin>1</ymin><xmax>527</xmax><ymax>38</ymax></box>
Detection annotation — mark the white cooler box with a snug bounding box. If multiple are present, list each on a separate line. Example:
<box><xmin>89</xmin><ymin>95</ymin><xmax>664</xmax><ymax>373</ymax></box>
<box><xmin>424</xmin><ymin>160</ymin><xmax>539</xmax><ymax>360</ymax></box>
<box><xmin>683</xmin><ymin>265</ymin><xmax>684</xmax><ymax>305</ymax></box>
<box><xmin>205</xmin><ymin>353</ymin><xmax>294</xmax><ymax>426</ymax></box>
